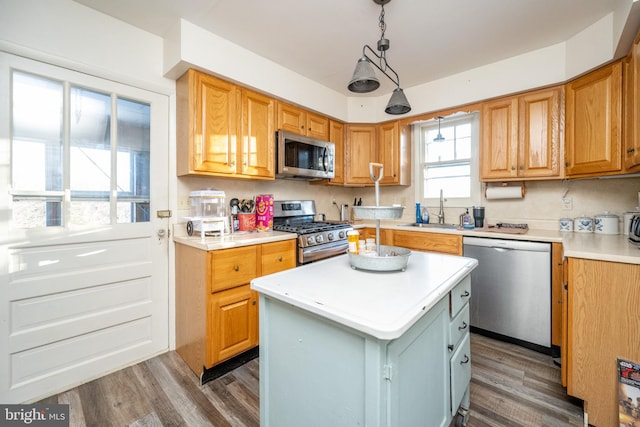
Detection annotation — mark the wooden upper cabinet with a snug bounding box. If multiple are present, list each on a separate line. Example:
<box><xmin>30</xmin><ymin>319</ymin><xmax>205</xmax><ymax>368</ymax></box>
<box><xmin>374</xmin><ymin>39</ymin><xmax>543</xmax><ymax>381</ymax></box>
<box><xmin>624</xmin><ymin>35</ymin><xmax>640</xmax><ymax>171</ymax></box>
<box><xmin>378</xmin><ymin>121</ymin><xmax>400</xmax><ymax>184</ymax></box>
<box><xmin>177</xmin><ymin>69</ymin><xmax>238</xmax><ymax>176</ymax></box>
<box><xmin>480</xmin><ymin>86</ymin><xmax>562</xmax><ymax>181</ymax></box>
<box><xmin>328</xmin><ymin>120</ymin><xmax>345</xmax><ymax>185</ymax></box>
<box><xmin>565</xmin><ymin>61</ymin><xmax>622</xmax><ymax>177</ymax></box>
<box><xmin>276</xmin><ymin>101</ymin><xmax>330</xmax><ymax>140</ymax></box>
<box><xmin>239</xmin><ymin>88</ymin><xmax>275</xmax><ymax>178</ymax></box>
<box><xmin>177</xmin><ymin>69</ymin><xmax>275</xmax><ymax>179</ymax></box>
<box><xmin>481</xmin><ymin>96</ymin><xmax>518</xmax><ymax>180</ymax></box>
<box><xmin>345</xmin><ymin>124</ymin><xmax>378</xmax><ymax>185</ymax></box>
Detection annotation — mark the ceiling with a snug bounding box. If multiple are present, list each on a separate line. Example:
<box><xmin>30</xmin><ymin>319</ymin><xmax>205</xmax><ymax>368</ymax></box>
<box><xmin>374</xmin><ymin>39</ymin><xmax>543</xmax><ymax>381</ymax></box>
<box><xmin>74</xmin><ymin>0</ymin><xmax>622</xmax><ymax>96</ymax></box>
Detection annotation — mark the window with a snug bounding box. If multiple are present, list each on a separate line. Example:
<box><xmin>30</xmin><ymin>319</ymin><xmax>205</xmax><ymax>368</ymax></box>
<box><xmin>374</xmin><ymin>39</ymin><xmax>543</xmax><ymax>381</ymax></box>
<box><xmin>10</xmin><ymin>70</ymin><xmax>150</xmax><ymax>228</ymax></box>
<box><xmin>417</xmin><ymin>112</ymin><xmax>480</xmax><ymax>208</ymax></box>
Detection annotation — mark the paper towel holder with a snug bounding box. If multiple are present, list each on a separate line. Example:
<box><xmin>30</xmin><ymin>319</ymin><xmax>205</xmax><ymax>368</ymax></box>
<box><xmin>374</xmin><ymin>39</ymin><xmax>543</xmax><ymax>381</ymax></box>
<box><xmin>484</xmin><ymin>182</ymin><xmax>526</xmax><ymax>199</ymax></box>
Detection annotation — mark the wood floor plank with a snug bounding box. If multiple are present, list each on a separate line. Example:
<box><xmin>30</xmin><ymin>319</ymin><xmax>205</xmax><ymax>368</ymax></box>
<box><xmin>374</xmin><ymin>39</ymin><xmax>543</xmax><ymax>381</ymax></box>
<box><xmin>37</xmin><ymin>333</ymin><xmax>583</xmax><ymax>426</ymax></box>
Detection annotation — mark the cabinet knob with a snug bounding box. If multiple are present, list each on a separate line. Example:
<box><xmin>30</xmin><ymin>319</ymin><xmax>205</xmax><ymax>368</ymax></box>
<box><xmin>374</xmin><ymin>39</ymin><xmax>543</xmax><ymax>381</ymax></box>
<box><xmin>628</xmin><ymin>148</ymin><xmax>636</xmax><ymax>154</ymax></box>
<box><xmin>278</xmin><ymin>256</ymin><xmax>283</xmax><ymax>262</ymax></box>
<box><xmin>519</xmin><ymin>165</ymin><xmax>524</xmax><ymax>170</ymax></box>
<box><xmin>460</xmin><ymin>355</ymin><xmax>470</xmax><ymax>365</ymax></box>
<box><xmin>458</xmin><ymin>321</ymin><xmax>468</xmax><ymax>331</ymax></box>
<box><xmin>511</xmin><ymin>166</ymin><xmax>516</xmax><ymax>170</ymax></box>
<box><xmin>252</xmin><ymin>300</ymin><xmax>256</xmax><ymax>305</ymax></box>
<box><xmin>234</xmin><ymin>265</ymin><xmax>240</xmax><ymax>271</ymax></box>
<box><xmin>448</xmin><ymin>344</ymin><xmax>454</xmax><ymax>352</ymax></box>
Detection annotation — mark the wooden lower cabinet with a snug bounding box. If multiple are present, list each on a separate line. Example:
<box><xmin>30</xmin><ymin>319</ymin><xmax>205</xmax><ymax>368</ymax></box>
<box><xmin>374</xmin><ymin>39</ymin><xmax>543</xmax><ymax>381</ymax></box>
<box><xmin>209</xmin><ymin>284</ymin><xmax>258</xmax><ymax>365</ymax></box>
<box><xmin>567</xmin><ymin>258</ymin><xmax>640</xmax><ymax>427</ymax></box>
<box><xmin>176</xmin><ymin>239</ymin><xmax>296</xmax><ymax>376</ymax></box>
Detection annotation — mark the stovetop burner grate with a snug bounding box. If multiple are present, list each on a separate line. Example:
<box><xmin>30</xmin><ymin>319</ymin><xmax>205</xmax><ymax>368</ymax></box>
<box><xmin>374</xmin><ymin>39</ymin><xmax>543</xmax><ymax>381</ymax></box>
<box><xmin>273</xmin><ymin>221</ymin><xmax>351</xmax><ymax>235</ymax></box>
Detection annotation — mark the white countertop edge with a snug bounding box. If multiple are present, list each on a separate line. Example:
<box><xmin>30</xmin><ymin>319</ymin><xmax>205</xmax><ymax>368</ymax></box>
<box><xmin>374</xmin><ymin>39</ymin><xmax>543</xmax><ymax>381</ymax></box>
<box><xmin>174</xmin><ymin>230</ymin><xmax>296</xmax><ymax>250</ymax></box>
<box><xmin>252</xmin><ymin>256</ymin><xmax>478</xmax><ymax>340</ymax></box>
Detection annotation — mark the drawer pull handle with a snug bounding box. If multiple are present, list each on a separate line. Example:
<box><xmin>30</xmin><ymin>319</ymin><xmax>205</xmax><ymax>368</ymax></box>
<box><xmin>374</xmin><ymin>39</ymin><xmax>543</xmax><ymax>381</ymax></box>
<box><xmin>460</xmin><ymin>290</ymin><xmax>470</xmax><ymax>298</ymax></box>
<box><xmin>460</xmin><ymin>355</ymin><xmax>470</xmax><ymax>365</ymax></box>
<box><xmin>458</xmin><ymin>321</ymin><xmax>468</xmax><ymax>331</ymax></box>
<box><xmin>234</xmin><ymin>265</ymin><xmax>240</xmax><ymax>271</ymax></box>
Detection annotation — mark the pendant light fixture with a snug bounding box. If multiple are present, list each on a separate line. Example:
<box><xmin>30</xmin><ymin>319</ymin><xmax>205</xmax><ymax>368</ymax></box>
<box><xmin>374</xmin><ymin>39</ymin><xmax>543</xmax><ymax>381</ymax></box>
<box><xmin>434</xmin><ymin>116</ymin><xmax>445</xmax><ymax>142</ymax></box>
<box><xmin>347</xmin><ymin>0</ymin><xmax>411</xmax><ymax>115</ymax></box>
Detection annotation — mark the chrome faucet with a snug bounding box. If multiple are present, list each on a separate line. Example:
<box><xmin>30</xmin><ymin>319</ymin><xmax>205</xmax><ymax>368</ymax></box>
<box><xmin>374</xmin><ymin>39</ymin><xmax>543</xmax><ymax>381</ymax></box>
<box><xmin>436</xmin><ymin>189</ymin><xmax>445</xmax><ymax>224</ymax></box>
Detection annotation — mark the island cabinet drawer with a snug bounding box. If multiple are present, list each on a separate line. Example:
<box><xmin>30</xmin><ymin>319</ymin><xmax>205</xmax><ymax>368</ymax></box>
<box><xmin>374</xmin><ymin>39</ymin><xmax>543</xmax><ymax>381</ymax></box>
<box><xmin>260</xmin><ymin>240</ymin><xmax>296</xmax><ymax>276</ymax></box>
<box><xmin>209</xmin><ymin>246</ymin><xmax>258</xmax><ymax>293</ymax></box>
<box><xmin>449</xmin><ymin>276</ymin><xmax>471</xmax><ymax>317</ymax></box>
<box><xmin>450</xmin><ymin>333</ymin><xmax>471</xmax><ymax>416</ymax></box>
<box><xmin>449</xmin><ymin>303</ymin><xmax>470</xmax><ymax>351</ymax></box>
<box><xmin>392</xmin><ymin>230</ymin><xmax>462</xmax><ymax>255</ymax></box>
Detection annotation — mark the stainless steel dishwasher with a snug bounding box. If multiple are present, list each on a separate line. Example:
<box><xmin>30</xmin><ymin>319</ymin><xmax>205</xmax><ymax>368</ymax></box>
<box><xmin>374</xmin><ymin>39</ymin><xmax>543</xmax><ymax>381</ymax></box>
<box><xmin>463</xmin><ymin>236</ymin><xmax>551</xmax><ymax>351</ymax></box>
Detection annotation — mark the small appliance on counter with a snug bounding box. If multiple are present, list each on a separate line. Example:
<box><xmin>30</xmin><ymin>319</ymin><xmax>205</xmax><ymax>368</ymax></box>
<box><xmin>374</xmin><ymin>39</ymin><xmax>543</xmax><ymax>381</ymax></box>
<box><xmin>628</xmin><ymin>214</ymin><xmax>640</xmax><ymax>247</ymax></box>
<box><xmin>184</xmin><ymin>189</ymin><xmax>229</xmax><ymax>238</ymax></box>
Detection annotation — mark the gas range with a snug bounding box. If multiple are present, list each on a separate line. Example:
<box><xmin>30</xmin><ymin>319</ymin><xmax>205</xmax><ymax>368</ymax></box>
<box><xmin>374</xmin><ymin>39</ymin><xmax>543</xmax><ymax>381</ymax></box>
<box><xmin>273</xmin><ymin>200</ymin><xmax>352</xmax><ymax>265</ymax></box>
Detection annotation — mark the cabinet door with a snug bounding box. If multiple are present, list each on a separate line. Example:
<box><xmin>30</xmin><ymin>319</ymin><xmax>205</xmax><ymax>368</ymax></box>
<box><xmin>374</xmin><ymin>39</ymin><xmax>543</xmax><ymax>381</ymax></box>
<box><xmin>378</xmin><ymin>121</ymin><xmax>400</xmax><ymax>184</ymax></box>
<box><xmin>178</xmin><ymin>70</ymin><xmax>238</xmax><ymax>176</ymax></box>
<box><xmin>345</xmin><ymin>124</ymin><xmax>377</xmax><ymax>185</ymax></box>
<box><xmin>565</xmin><ymin>61</ymin><xmax>622</xmax><ymax>176</ymax></box>
<box><xmin>306</xmin><ymin>111</ymin><xmax>330</xmax><ymax>140</ymax></box>
<box><xmin>208</xmin><ymin>284</ymin><xmax>258</xmax><ymax>366</ymax></box>
<box><xmin>481</xmin><ymin>96</ymin><xmax>519</xmax><ymax>179</ymax></box>
<box><xmin>240</xmin><ymin>89</ymin><xmax>275</xmax><ymax>178</ymax></box>
<box><xmin>210</xmin><ymin>246</ymin><xmax>257</xmax><ymax>293</ymax></box>
<box><xmin>260</xmin><ymin>240</ymin><xmax>296</xmax><ymax>276</ymax></box>
<box><xmin>624</xmin><ymin>38</ymin><xmax>640</xmax><ymax>171</ymax></box>
<box><xmin>519</xmin><ymin>88</ymin><xmax>562</xmax><ymax>178</ymax></box>
<box><xmin>393</xmin><ymin>230</ymin><xmax>462</xmax><ymax>255</ymax></box>
<box><xmin>276</xmin><ymin>101</ymin><xmax>305</xmax><ymax>134</ymax></box>
<box><xmin>328</xmin><ymin>120</ymin><xmax>345</xmax><ymax>185</ymax></box>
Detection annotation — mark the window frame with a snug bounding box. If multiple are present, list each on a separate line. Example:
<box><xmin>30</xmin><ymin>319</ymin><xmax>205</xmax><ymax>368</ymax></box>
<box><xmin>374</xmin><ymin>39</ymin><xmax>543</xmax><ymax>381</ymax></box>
<box><xmin>415</xmin><ymin>112</ymin><xmax>481</xmax><ymax>209</ymax></box>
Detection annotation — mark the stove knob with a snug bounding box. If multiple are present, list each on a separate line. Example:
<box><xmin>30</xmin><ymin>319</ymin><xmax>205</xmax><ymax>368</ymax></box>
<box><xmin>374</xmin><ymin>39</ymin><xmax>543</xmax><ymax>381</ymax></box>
<box><xmin>316</xmin><ymin>234</ymin><xmax>324</xmax><ymax>243</ymax></box>
<box><xmin>307</xmin><ymin>236</ymin><xmax>316</xmax><ymax>245</ymax></box>
<box><xmin>327</xmin><ymin>233</ymin><xmax>334</xmax><ymax>241</ymax></box>
<box><xmin>338</xmin><ymin>230</ymin><xmax>346</xmax><ymax>239</ymax></box>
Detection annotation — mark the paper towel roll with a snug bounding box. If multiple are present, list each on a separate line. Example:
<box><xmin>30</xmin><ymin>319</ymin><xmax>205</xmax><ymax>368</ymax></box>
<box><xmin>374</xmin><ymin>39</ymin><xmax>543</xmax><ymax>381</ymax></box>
<box><xmin>485</xmin><ymin>185</ymin><xmax>525</xmax><ymax>200</ymax></box>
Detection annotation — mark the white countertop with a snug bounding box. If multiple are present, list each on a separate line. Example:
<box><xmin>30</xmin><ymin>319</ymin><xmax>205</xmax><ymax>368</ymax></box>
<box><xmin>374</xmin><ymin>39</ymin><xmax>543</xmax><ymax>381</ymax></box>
<box><xmin>251</xmin><ymin>252</ymin><xmax>478</xmax><ymax>340</ymax></box>
<box><xmin>173</xmin><ymin>229</ymin><xmax>296</xmax><ymax>250</ymax></box>
<box><xmin>356</xmin><ymin>221</ymin><xmax>640</xmax><ymax>265</ymax></box>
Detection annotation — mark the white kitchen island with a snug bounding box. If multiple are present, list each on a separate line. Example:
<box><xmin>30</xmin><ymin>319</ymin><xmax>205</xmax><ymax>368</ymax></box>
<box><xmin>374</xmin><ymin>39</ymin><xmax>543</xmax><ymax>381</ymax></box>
<box><xmin>251</xmin><ymin>251</ymin><xmax>478</xmax><ymax>427</ymax></box>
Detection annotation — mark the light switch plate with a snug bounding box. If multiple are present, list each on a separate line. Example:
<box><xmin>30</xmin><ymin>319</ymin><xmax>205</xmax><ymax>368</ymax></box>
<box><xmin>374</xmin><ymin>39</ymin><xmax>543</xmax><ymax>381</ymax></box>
<box><xmin>562</xmin><ymin>197</ymin><xmax>573</xmax><ymax>210</ymax></box>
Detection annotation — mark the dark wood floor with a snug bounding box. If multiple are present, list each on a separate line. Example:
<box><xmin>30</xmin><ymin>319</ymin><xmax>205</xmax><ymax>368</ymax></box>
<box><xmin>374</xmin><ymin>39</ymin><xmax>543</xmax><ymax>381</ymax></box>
<box><xmin>38</xmin><ymin>333</ymin><xmax>583</xmax><ymax>426</ymax></box>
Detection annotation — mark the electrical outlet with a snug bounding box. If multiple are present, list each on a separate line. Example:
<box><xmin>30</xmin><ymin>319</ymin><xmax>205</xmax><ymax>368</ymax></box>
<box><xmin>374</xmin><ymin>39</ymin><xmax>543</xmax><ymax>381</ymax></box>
<box><xmin>178</xmin><ymin>196</ymin><xmax>190</xmax><ymax>210</ymax></box>
<box><xmin>562</xmin><ymin>197</ymin><xmax>573</xmax><ymax>210</ymax></box>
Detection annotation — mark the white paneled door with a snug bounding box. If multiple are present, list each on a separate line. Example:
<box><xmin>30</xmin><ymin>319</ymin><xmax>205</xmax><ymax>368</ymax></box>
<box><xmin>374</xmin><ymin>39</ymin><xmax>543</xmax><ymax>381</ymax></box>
<box><xmin>0</xmin><ymin>53</ymin><xmax>170</xmax><ymax>403</ymax></box>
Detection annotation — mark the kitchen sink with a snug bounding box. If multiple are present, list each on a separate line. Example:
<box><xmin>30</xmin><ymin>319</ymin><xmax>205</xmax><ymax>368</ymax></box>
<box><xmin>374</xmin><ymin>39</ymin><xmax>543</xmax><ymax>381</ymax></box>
<box><xmin>401</xmin><ymin>223</ymin><xmax>459</xmax><ymax>229</ymax></box>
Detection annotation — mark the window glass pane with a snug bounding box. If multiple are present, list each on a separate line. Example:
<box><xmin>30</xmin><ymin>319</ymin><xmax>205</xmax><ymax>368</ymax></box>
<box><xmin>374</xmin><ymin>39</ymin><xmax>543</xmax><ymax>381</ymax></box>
<box><xmin>12</xmin><ymin>71</ymin><xmax>63</xmax><ymax>192</ymax></box>
<box><xmin>116</xmin><ymin>97</ymin><xmax>150</xmax><ymax>223</ymax></box>
<box><xmin>12</xmin><ymin>199</ymin><xmax>62</xmax><ymax>228</ymax></box>
<box><xmin>70</xmin><ymin>201</ymin><xmax>110</xmax><ymax>225</ymax></box>
<box><xmin>423</xmin><ymin>163</ymin><xmax>471</xmax><ymax>199</ymax></box>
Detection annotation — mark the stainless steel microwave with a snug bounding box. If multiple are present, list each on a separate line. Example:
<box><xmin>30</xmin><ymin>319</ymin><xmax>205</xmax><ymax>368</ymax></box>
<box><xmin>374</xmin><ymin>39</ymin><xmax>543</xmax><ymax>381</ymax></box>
<box><xmin>276</xmin><ymin>130</ymin><xmax>335</xmax><ymax>180</ymax></box>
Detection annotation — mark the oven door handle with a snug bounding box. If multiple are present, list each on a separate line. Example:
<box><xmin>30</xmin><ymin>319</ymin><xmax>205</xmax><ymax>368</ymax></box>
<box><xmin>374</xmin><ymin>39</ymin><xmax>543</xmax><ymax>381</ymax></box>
<box><xmin>300</xmin><ymin>241</ymin><xmax>348</xmax><ymax>264</ymax></box>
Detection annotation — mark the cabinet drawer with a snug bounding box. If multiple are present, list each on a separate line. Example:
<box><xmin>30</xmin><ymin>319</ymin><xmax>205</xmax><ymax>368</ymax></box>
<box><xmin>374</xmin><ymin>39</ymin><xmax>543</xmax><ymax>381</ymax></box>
<box><xmin>210</xmin><ymin>246</ymin><xmax>257</xmax><ymax>292</ymax></box>
<box><xmin>450</xmin><ymin>276</ymin><xmax>471</xmax><ymax>317</ymax></box>
<box><xmin>450</xmin><ymin>333</ymin><xmax>471</xmax><ymax>416</ymax></box>
<box><xmin>261</xmin><ymin>240</ymin><xmax>296</xmax><ymax>276</ymax></box>
<box><xmin>449</xmin><ymin>303</ymin><xmax>470</xmax><ymax>351</ymax></box>
<box><xmin>393</xmin><ymin>231</ymin><xmax>462</xmax><ymax>255</ymax></box>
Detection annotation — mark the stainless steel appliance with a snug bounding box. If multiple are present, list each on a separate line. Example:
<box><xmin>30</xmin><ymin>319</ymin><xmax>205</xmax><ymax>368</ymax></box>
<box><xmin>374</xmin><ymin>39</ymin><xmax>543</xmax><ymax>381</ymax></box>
<box><xmin>273</xmin><ymin>200</ymin><xmax>351</xmax><ymax>265</ymax></box>
<box><xmin>276</xmin><ymin>130</ymin><xmax>335</xmax><ymax>180</ymax></box>
<box><xmin>463</xmin><ymin>236</ymin><xmax>551</xmax><ymax>352</ymax></box>
<box><xmin>628</xmin><ymin>213</ymin><xmax>640</xmax><ymax>246</ymax></box>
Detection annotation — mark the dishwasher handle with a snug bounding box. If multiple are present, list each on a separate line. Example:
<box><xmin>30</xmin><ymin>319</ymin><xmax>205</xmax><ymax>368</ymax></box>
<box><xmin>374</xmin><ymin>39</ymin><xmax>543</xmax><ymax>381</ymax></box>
<box><xmin>463</xmin><ymin>236</ymin><xmax>550</xmax><ymax>252</ymax></box>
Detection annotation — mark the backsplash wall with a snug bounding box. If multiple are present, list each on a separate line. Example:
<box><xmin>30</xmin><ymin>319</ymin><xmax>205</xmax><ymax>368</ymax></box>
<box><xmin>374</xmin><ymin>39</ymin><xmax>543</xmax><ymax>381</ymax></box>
<box><xmin>177</xmin><ymin>176</ymin><xmax>640</xmax><ymax>231</ymax></box>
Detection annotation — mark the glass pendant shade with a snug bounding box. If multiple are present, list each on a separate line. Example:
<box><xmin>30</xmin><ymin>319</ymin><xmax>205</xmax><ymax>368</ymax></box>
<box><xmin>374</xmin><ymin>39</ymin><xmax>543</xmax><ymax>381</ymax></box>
<box><xmin>348</xmin><ymin>56</ymin><xmax>380</xmax><ymax>93</ymax></box>
<box><xmin>385</xmin><ymin>87</ymin><xmax>411</xmax><ymax>115</ymax></box>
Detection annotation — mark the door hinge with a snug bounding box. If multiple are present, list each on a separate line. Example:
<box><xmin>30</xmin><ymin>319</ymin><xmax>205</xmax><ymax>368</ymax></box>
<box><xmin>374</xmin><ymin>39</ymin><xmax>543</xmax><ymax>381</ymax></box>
<box><xmin>157</xmin><ymin>209</ymin><xmax>172</xmax><ymax>218</ymax></box>
<box><xmin>383</xmin><ymin>364</ymin><xmax>393</xmax><ymax>381</ymax></box>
